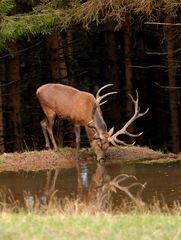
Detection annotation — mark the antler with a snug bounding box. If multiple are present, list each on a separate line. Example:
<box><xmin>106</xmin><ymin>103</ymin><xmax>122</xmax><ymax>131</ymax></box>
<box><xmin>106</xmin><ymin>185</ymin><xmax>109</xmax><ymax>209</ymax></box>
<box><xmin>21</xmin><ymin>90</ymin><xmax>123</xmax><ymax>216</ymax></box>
<box><xmin>108</xmin><ymin>90</ymin><xmax>149</xmax><ymax>146</ymax></box>
<box><xmin>88</xmin><ymin>84</ymin><xmax>117</xmax><ymax>130</ymax></box>
<box><xmin>98</xmin><ymin>173</ymin><xmax>146</xmax><ymax>207</ymax></box>
<box><xmin>107</xmin><ymin>174</ymin><xmax>146</xmax><ymax>206</ymax></box>
<box><xmin>92</xmin><ymin>84</ymin><xmax>117</xmax><ymax>117</ymax></box>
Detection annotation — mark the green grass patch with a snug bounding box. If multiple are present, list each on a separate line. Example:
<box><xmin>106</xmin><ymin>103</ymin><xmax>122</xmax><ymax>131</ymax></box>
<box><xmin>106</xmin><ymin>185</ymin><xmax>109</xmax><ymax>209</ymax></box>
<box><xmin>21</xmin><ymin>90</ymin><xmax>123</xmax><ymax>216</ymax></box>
<box><xmin>0</xmin><ymin>213</ymin><xmax>180</xmax><ymax>240</ymax></box>
<box><xmin>0</xmin><ymin>189</ymin><xmax>180</xmax><ymax>240</ymax></box>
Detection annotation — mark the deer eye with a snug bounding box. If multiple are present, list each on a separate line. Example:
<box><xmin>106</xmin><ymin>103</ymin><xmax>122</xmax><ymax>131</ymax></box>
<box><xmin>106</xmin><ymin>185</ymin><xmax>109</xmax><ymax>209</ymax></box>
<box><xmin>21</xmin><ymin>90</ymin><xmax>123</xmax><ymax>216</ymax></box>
<box><xmin>97</xmin><ymin>141</ymin><xmax>102</xmax><ymax>148</ymax></box>
<box><xmin>100</xmin><ymin>139</ymin><xmax>108</xmax><ymax>149</ymax></box>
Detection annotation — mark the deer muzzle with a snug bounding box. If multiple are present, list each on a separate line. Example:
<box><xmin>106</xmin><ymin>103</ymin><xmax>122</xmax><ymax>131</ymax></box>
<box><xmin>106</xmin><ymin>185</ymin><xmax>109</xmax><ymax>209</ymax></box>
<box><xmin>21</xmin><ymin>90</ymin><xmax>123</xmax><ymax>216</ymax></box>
<box><xmin>91</xmin><ymin>140</ymin><xmax>106</xmax><ymax>162</ymax></box>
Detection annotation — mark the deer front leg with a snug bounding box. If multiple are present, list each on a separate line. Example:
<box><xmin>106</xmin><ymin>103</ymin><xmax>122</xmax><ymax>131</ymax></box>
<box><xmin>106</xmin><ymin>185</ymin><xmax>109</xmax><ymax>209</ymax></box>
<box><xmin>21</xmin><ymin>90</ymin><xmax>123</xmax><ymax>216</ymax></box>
<box><xmin>74</xmin><ymin>125</ymin><xmax>80</xmax><ymax>160</ymax></box>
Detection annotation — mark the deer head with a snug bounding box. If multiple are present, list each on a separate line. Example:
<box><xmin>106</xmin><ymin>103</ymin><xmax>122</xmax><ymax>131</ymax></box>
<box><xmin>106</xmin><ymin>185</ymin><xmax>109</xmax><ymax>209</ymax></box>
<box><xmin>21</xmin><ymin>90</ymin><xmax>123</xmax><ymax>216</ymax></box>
<box><xmin>88</xmin><ymin>84</ymin><xmax>149</xmax><ymax>162</ymax></box>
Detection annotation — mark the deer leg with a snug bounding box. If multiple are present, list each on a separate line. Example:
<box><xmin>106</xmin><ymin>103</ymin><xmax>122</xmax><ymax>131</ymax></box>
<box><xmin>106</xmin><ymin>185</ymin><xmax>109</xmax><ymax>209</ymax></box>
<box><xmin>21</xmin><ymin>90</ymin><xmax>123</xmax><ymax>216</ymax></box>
<box><xmin>74</xmin><ymin>124</ymin><xmax>80</xmax><ymax>160</ymax></box>
<box><xmin>46</xmin><ymin>114</ymin><xmax>58</xmax><ymax>151</ymax></box>
<box><xmin>40</xmin><ymin>118</ymin><xmax>51</xmax><ymax>149</ymax></box>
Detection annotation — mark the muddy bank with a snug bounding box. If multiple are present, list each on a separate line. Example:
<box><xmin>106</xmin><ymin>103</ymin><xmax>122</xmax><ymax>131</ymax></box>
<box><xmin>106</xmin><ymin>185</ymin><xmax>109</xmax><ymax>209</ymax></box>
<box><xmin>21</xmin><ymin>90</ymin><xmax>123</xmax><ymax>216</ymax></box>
<box><xmin>0</xmin><ymin>146</ymin><xmax>180</xmax><ymax>172</ymax></box>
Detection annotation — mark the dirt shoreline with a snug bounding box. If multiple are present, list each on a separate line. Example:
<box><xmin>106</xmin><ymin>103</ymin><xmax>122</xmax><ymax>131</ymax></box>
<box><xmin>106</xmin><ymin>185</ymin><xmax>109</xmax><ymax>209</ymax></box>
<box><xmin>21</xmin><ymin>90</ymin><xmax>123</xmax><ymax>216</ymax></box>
<box><xmin>0</xmin><ymin>146</ymin><xmax>180</xmax><ymax>172</ymax></box>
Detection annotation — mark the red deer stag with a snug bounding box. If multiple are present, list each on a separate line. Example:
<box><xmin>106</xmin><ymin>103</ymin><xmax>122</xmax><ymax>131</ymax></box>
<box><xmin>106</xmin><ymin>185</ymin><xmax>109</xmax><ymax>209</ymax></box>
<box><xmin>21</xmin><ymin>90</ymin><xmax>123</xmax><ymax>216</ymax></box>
<box><xmin>36</xmin><ymin>83</ymin><xmax>149</xmax><ymax>162</ymax></box>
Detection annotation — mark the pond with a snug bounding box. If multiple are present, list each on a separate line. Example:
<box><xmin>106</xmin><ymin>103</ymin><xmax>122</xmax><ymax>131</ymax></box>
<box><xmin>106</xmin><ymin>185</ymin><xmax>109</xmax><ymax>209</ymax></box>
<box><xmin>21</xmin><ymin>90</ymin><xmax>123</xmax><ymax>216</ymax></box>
<box><xmin>0</xmin><ymin>160</ymin><xmax>180</xmax><ymax>208</ymax></box>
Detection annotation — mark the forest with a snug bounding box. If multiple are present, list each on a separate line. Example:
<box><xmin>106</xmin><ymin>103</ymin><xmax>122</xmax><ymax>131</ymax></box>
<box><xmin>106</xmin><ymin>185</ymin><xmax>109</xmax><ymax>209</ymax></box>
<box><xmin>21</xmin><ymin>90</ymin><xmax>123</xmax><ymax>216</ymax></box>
<box><xmin>0</xmin><ymin>0</ymin><xmax>180</xmax><ymax>154</ymax></box>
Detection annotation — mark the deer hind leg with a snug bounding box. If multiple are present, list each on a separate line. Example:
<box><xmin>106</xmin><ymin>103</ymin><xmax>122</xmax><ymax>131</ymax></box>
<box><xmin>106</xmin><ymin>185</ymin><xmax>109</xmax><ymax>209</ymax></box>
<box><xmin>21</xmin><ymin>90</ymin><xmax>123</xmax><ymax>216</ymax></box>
<box><xmin>74</xmin><ymin>124</ymin><xmax>80</xmax><ymax>160</ymax></box>
<box><xmin>46</xmin><ymin>113</ymin><xmax>58</xmax><ymax>151</ymax></box>
<box><xmin>40</xmin><ymin>118</ymin><xmax>51</xmax><ymax>149</ymax></box>
<box><xmin>40</xmin><ymin>106</ymin><xmax>58</xmax><ymax>151</ymax></box>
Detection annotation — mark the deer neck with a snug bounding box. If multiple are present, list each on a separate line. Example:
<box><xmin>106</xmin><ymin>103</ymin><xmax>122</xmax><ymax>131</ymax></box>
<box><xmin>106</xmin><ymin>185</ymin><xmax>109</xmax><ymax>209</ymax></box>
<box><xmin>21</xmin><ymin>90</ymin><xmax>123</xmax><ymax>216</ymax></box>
<box><xmin>94</xmin><ymin>108</ymin><xmax>107</xmax><ymax>132</ymax></box>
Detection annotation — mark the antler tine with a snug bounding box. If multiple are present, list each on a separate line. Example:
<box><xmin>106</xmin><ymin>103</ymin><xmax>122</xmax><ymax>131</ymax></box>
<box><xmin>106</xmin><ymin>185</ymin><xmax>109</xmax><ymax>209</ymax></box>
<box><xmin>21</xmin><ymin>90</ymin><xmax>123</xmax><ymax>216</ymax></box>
<box><xmin>96</xmin><ymin>84</ymin><xmax>113</xmax><ymax>98</ymax></box>
<box><xmin>129</xmin><ymin>91</ymin><xmax>149</xmax><ymax>120</ymax></box>
<box><xmin>109</xmin><ymin>136</ymin><xmax>136</xmax><ymax>147</ymax></box>
<box><xmin>108</xmin><ymin>173</ymin><xmax>145</xmax><ymax>205</ymax></box>
<box><xmin>95</xmin><ymin>91</ymin><xmax>117</xmax><ymax>106</ymax></box>
<box><xmin>91</xmin><ymin>84</ymin><xmax>117</xmax><ymax>118</ymax></box>
<box><xmin>112</xmin><ymin>174</ymin><xmax>137</xmax><ymax>185</ymax></box>
<box><xmin>95</xmin><ymin>84</ymin><xmax>117</xmax><ymax>106</ymax></box>
<box><xmin>128</xmin><ymin>89</ymin><xmax>138</xmax><ymax>104</ymax></box>
<box><xmin>91</xmin><ymin>92</ymin><xmax>117</xmax><ymax>123</ymax></box>
<box><xmin>112</xmin><ymin>183</ymin><xmax>140</xmax><ymax>204</ymax></box>
<box><xmin>126</xmin><ymin>182</ymin><xmax>145</xmax><ymax>190</ymax></box>
<box><xmin>108</xmin><ymin>90</ymin><xmax>149</xmax><ymax>146</ymax></box>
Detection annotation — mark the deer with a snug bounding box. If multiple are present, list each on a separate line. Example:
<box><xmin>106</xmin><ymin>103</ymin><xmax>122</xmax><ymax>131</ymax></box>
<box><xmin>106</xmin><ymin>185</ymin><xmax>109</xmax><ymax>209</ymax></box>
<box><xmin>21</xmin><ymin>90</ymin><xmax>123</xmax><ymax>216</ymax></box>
<box><xmin>36</xmin><ymin>83</ymin><xmax>149</xmax><ymax>162</ymax></box>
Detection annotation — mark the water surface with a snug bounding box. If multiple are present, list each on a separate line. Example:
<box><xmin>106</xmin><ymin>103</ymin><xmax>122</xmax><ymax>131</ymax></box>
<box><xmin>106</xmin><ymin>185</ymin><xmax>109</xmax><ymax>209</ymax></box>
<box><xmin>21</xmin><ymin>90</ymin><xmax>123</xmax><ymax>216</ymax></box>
<box><xmin>0</xmin><ymin>161</ymin><xmax>180</xmax><ymax>206</ymax></box>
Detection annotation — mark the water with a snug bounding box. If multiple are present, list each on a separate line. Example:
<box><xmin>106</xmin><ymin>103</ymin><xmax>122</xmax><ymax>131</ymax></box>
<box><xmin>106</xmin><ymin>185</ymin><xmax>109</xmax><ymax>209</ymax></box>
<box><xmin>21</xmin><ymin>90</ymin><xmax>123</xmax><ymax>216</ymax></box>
<box><xmin>0</xmin><ymin>161</ymin><xmax>180</xmax><ymax>206</ymax></box>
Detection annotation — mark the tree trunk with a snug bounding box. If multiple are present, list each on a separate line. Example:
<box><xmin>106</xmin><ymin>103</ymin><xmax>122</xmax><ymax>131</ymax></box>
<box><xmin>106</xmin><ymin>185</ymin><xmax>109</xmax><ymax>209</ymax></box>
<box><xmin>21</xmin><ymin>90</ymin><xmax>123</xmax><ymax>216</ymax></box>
<box><xmin>0</xmin><ymin>60</ymin><xmax>5</xmax><ymax>152</ymax></box>
<box><xmin>123</xmin><ymin>14</ymin><xmax>134</xmax><ymax>134</ymax></box>
<box><xmin>165</xmin><ymin>16</ymin><xmax>180</xmax><ymax>153</ymax></box>
<box><xmin>66</xmin><ymin>29</ymin><xmax>74</xmax><ymax>83</ymax></box>
<box><xmin>46</xmin><ymin>32</ymin><xmax>69</xmax><ymax>83</ymax></box>
<box><xmin>5</xmin><ymin>43</ymin><xmax>22</xmax><ymax>151</ymax></box>
<box><xmin>65</xmin><ymin>29</ymin><xmax>76</xmax><ymax>147</ymax></box>
<box><xmin>46</xmin><ymin>32</ymin><xmax>75</xmax><ymax>148</ymax></box>
<box><xmin>25</xmin><ymin>42</ymin><xmax>42</xmax><ymax>150</ymax></box>
<box><xmin>103</xmin><ymin>23</ymin><xmax>121</xmax><ymax>131</ymax></box>
<box><xmin>66</xmin><ymin>30</ymin><xmax>73</xmax><ymax>60</ymax></box>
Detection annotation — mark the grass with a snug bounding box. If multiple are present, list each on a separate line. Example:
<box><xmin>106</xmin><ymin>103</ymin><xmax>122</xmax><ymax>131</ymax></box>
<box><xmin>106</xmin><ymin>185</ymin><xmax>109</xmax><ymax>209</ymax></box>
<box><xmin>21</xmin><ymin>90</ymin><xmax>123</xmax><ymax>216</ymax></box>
<box><xmin>0</xmin><ymin>193</ymin><xmax>180</xmax><ymax>240</ymax></box>
<box><xmin>0</xmin><ymin>212</ymin><xmax>180</xmax><ymax>240</ymax></box>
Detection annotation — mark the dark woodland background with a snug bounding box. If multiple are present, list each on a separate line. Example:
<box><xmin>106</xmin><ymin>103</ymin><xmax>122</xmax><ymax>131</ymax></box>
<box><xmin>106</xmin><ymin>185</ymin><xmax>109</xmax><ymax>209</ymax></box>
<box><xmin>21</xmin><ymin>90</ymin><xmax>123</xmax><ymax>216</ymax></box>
<box><xmin>0</xmin><ymin>0</ymin><xmax>180</xmax><ymax>153</ymax></box>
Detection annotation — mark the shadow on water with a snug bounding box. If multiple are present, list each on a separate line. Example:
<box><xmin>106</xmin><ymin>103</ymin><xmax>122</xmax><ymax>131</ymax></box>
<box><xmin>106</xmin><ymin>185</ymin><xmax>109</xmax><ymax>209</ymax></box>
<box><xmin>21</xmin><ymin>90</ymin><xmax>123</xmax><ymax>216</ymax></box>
<box><xmin>0</xmin><ymin>160</ymin><xmax>180</xmax><ymax>208</ymax></box>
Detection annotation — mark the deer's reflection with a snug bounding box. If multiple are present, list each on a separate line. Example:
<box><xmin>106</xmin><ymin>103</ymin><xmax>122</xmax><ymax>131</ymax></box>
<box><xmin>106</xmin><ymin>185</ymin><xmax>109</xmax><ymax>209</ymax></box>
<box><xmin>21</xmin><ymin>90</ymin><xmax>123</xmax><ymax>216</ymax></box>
<box><xmin>76</xmin><ymin>162</ymin><xmax>111</xmax><ymax>204</ymax></box>
<box><xmin>41</xmin><ymin>163</ymin><xmax>111</xmax><ymax>205</ymax></box>
<box><xmin>24</xmin><ymin>162</ymin><xmax>144</xmax><ymax>209</ymax></box>
<box><xmin>86</xmin><ymin>163</ymin><xmax>111</xmax><ymax>204</ymax></box>
<box><xmin>42</xmin><ymin>169</ymin><xmax>60</xmax><ymax>204</ymax></box>
<box><xmin>24</xmin><ymin>169</ymin><xmax>60</xmax><ymax>208</ymax></box>
<box><xmin>76</xmin><ymin>162</ymin><xmax>144</xmax><ymax>207</ymax></box>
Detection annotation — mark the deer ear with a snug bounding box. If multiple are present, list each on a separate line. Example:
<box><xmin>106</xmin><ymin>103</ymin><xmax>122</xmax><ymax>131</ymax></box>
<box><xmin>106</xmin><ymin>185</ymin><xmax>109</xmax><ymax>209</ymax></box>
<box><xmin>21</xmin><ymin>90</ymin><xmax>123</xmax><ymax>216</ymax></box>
<box><xmin>108</xmin><ymin>127</ymin><xmax>114</xmax><ymax>136</ymax></box>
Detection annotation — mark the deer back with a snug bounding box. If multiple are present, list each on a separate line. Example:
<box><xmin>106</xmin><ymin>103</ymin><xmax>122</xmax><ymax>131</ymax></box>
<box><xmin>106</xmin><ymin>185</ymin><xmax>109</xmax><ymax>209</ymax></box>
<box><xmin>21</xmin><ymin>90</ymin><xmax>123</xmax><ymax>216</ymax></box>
<box><xmin>36</xmin><ymin>83</ymin><xmax>98</xmax><ymax>125</ymax></box>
